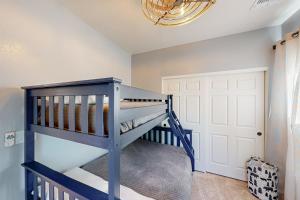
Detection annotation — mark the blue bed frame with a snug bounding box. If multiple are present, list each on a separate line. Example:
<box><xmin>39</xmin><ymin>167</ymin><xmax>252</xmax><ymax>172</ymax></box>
<box><xmin>22</xmin><ymin>77</ymin><xmax>194</xmax><ymax>200</ymax></box>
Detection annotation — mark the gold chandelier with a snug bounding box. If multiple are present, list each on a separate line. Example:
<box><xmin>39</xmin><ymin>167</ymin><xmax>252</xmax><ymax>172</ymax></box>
<box><xmin>141</xmin><ymin>0</ymin><xmax>216</xmax><ymax>26</ymax></box>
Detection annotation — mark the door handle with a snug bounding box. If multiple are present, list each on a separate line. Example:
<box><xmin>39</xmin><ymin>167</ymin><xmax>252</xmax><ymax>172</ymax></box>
<box><xmin>257</xmin><ymin>132</ymin><xmax>262</xmax><ymax>136</ymax></box>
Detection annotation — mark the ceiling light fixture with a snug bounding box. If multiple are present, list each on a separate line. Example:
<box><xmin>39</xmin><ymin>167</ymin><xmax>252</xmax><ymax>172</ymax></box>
<box><xmin>141</xmin><ymin>0</ymin><xmax>216</xmax><ymax>26</ymax></box>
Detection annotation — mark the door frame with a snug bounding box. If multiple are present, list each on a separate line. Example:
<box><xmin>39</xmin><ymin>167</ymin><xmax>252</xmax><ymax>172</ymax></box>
<box><xmin>162</xmin><ymin>67</ymin><xmax>269</xmax><ymax>174</ymax></box>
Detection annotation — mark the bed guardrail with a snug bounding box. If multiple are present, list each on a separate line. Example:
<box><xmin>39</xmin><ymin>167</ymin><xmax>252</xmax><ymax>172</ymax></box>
<box><xmin>143</xmin><ymin>126</ymin><xmax>192</xmax><ymax>147</ymax></box>
<box><xmin>23</xmin><ymin>78</ymin><xmax>169</xmax><ymax>149</ymax></box>
<box><xmin>22</xmin><ymin>161</ymin><xmax>109</xmax><ymax>200</ymax></box>
<box><xmin>24</xmin><ymin>78</ymin><xmax>119</xmax><ymax>150</ymax></box>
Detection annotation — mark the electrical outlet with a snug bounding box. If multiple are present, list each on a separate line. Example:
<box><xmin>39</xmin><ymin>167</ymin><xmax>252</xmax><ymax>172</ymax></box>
<box><xmin>4</xmin><ymin>131</ymin><xmax>16</xmax><ymax>147</ymax></box>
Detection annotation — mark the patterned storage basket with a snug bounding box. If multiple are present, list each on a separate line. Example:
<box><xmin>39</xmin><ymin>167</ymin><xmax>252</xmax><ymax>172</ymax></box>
<box><xmin>246</xmin><ymin>157</ymin><xmax>279</xmax><ymax>200</ymax></box>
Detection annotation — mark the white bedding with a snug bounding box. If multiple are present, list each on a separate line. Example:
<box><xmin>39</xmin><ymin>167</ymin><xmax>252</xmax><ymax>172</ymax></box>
<box><xmin>37</xmin><ymin>167</ymin><xmax>154</xmax><ymax>200</ymax></box>
<box><xmin>65</xmin><ymin>168</ymin><xmax>154</xmax><ymax>200</ymax></box>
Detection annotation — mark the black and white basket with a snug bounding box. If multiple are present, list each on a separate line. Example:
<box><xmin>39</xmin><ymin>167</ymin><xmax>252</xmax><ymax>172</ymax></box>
<box><xmin>246</xmin><ymin>157</ymin><xmax>279</xmax><ymax>200</ymax></box>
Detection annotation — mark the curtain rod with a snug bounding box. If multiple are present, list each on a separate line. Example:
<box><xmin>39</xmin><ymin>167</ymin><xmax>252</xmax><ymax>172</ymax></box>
<box><xmin>273</xmin><ymin>31</ymin><xmax>299</xmax><ymax>50</ymax></box>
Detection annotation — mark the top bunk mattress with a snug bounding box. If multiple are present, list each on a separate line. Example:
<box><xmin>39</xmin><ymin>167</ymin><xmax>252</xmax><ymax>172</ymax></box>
<box><xmin>39</xmin><ymin>100</ymin><xmax>165</xmax><ymax>134</ymax></box>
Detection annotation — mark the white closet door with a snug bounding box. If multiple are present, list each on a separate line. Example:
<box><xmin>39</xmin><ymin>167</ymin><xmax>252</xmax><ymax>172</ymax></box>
<box><xmin>162</xmin><ymin>71</ymin><xmax>265</xmax><ymax>178</ymax></box>
<box><xmin>207</xmin><ymin>72</ymin><xmax>264</xmax><ymax>180</ymax></box>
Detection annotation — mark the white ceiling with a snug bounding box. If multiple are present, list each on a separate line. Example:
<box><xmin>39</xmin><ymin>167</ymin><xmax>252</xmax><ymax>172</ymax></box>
<box><xmin>59</xmin><ymin>0</ymin><xmax>300</xmax><ymax>54</ymax></box>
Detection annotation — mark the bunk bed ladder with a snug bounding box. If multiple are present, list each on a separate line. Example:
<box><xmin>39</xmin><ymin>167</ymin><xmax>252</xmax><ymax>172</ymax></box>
<box><xmin>168</xmin><ymin>111</ymin><xmax>195</xmax><ymax>171</ymax></box>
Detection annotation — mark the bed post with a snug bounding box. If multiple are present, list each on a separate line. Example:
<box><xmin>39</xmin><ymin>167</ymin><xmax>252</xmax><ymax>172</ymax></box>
<box><xmin>24</xmin><ymin>89</ymin><xmax>35</xmax><ymax>200</ymax></box>
<box><xmin>108</xmin><ymin>81</ymin><xmax>121</xmax><ymax>200</ymax></box>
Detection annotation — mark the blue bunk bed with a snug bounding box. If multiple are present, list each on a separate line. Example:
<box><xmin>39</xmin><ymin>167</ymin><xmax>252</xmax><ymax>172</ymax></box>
<box><xmin>22</xmin><ymin>77</ymin><xmax>194</xmax><ymax>200</ymax></box>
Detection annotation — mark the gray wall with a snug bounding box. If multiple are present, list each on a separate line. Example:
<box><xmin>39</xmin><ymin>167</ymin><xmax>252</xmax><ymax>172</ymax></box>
<box><xmin>0</xmin><ymin>1</ymin><xmax>131</xmax><ymax>200</ymax></box>
<box><xmin>132</xmin><ymin>27</ymin><xmax>282</xmax><ymax>92</ymax></box>
<box><xmin>0</xmin><ymin>89</ymin><xmax>24</xmax><ymax>199</ymax></box>
<box><xmin>282</xmin><ymin>9</ymin><xmax>300</xmax><ymax>36</ymax></box>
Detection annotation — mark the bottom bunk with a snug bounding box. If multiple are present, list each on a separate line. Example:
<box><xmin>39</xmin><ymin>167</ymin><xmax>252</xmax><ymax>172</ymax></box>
<box><xmin>80</xmin><ymin>139</ymin><xmax>192</xmax><ymax>200</ymax></box>
<box><xmin>22</xmin><ymin>127</ymin><xmax>193</xmax><ymax>200</ymax></box>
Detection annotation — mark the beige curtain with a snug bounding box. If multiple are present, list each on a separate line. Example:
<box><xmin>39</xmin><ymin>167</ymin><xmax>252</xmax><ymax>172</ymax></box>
<box><xmin>270</xmin><ymin>29</ymin><xmax>300</xmax><ymax>200</ymax></box>
<box><xmin>284</xmin><ymin>31</ymin><xmax>300</xmax><ymax>200</ymax></box>
<box><xmin>266</xmin><ymin>30</ymin><xmax>300</xmax><ymax>200</ymax></box>
<box><xmin>268</xmin><ymin>38</ymin><xmax>288</xmax><ymax>195</ymax></box>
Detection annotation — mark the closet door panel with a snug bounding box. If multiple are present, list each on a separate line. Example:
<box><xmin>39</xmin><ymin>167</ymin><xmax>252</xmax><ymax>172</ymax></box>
<box><xmin>207</xmin><ymin>72</ymin><xmax>264</xmax><ymax>181</ymax></box>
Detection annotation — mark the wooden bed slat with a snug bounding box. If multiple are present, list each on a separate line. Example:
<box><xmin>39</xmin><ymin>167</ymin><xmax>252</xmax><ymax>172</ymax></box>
<box><xmin>58</xmin><ymin>96</ymin><xmax>64</xmax><ymax>130</ymax></box>
<box><xmin>143</xmin><ymin>133</ymin><xmax>146</xmax><ymax>140</ymax></box>
<box><xmin>41</xmin><ymin>179</ymin><xmax>46</xmax><ymax>200</ymax></box>
<box><xmin>149</xmin><ymin>131</ymin><xmax>152</xmax><ymax>141</ymax></box>
<box><xmin>145</xmin><ymin>132</ymin><xmax>149</xmax><ymax>140</ymax></box>
<box><xmin>148</xmin><ymin>131</ymin><xmax>151</xmax><ymax>141</ymax></box>
<box><xmin>33</xmin><ymin>175</ymin><xmax>38</xmax><ymax>200</ymax></box>
<box><xmin>159</xmin><ymin>131</ymin><xmax>162</xmax><ymax>143</ymax></box>
<box><xmin>165</xmin><ymin>131</ymin><xmax>168</xmax><ymax>144</ymax></box>
<box><xmin>58</xmin><ymin>190</ymin><xmax>64</xmax><ymax>200</ymax></box>
<box><xmin>33</xmin><ymin>96</ymin><xmax>38</xmax><ymax>125</ymax></box>
<box><xmin>151</xmin><ymin>131</ymin><xmax>155</xmax><ymax>142</ymax></box>
<box><xmin>80</xmin><ymin>96</ymin><xmax>88</xmax><ymax>134</ymax></box>
<box><xmin>95</xmin><ymin>95</ymin><xmax>104</xmax><ymax>136</ymax></box>
<box><xmin>69</xmin><ymin>96</ymin><xmax>76</xmax><ymax>132</ymax></box>
<box><xmin>69</xmin><ymin>194</ymin><xmax>75</xmax><ymax>200</ymax></box>
<box><xmin>49</xmin><ymin>96</ymin><xmax>54</xmax><ymax>128</ymax></box>
<box><xmin>41</xmin><ymin>97</ymin><xmax>46</xmax><ymax>126</ymax></box>
<box><xmin>49</xmin><ymin>183</ymin><xmax>54</xmax><ymax>200</ymax></box>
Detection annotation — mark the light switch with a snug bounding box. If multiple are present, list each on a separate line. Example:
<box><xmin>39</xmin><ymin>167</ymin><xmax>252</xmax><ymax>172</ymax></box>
<box><xmin>4</xmin><ymin>131</ymin><xmax>16</xmax><ymax>147</ymax></box>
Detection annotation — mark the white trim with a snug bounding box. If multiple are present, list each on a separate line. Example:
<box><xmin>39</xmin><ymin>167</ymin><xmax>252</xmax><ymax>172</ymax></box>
<box><xmin>161</xmin><ymin>67</ymin><xmax>268</xmax><ymax>80</ymax></box>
